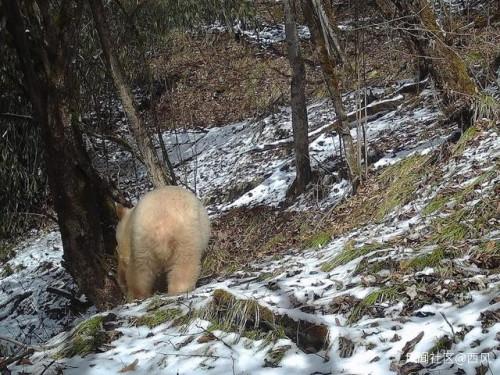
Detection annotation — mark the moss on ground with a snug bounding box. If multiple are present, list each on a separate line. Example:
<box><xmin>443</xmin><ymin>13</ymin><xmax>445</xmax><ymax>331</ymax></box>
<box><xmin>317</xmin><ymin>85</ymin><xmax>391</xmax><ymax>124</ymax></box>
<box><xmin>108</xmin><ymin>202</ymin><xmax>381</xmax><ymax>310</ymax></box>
<box><xmin>135</xmin><ymin>308</ymin><xmax>183</xmax><ymax>328</ymax></box>
<box><xmin>204</xmin><ymin>289</ymin><xmax>277</xmax><ymax>332</ymax></box>
<box><xmin>473</xmin><ymin>94</ymin><xmax>500</xmax><ymax>123</ymax></box>
<box><xmin>425</xmin><ymin>168</ymin><xmax>496</xmax><ymax>218</ymax></box>
<box><xmin>56</xmin><ymin>316</ymin><xmax>106</xmax><ymax>358</ymax></box>
<box><xmin>430</xmin><ymin>189</ymin><xmax>497</xmax><ymax>246</ymax></box>
<box><xmin>257</xmin><ymin>268</ymin><xmax>285</xmax><ymax>282</ymax></box>
<box><xmin>146</xmin><ymin>295</ymin><xmax>172</xmax><ymax>311</ymax></box>
<box><xmin>262</xmin><ymin>233</ymin><xmax>287</xmax><ymax>253</ymax></box>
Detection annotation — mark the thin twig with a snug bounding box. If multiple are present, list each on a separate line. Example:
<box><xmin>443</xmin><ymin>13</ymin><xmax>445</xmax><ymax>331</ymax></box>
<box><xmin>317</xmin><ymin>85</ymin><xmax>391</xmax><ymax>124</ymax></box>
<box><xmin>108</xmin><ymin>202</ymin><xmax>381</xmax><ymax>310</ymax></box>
<box><xmin>440</xmin><ymin>312</ymin><xmax>456</xmax><ymax>342</ymax></box>
<box><xmin>39</xmin><ymin>359</ymin><xmax>57</xmax><ymax>375</ymax></box>
<box><xmin>0</xmin><ymin>113</ymin><xmax>33</xmax><ymax>122</ymax></box>
<box><xmin>158</xmin><ymin>352</ymin><xmax>231</xmax><ymax>359</ymax></box>
<box><xmin>0</xmin><ymin>335</ymin><xmax>29</xmax><ymax>348</ymax></box>
<box><xmin>0</xmin><ymin>348</ymin><xmax>34</xmax><ymax>369</ymax></box>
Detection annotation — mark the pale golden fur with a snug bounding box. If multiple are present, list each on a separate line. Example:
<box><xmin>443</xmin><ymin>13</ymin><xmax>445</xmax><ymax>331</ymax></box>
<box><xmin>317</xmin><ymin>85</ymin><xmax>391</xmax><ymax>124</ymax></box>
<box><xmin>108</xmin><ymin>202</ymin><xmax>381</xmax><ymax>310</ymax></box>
<box><xmin>115</xmin><ymin>186</ymin><xmax>210</xmax><ymax>299</ymax></box>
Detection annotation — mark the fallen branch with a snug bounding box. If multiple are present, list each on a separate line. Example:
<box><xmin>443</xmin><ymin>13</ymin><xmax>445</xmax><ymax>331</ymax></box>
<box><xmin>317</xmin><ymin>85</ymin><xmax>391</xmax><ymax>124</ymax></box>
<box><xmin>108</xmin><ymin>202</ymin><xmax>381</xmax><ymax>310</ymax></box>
<box><xmin>46</xmin><ymin>287</ymin><xmax>91</xmax><ymax>308</ymax></box>
<box><xmin>400</xmin><ymin>331</ymin><xmax>424</xmax><ymax>361</ymax></box>
<box><xmin>250</xmin><ymin>95</ymin><xmax>403</xmax><ymax>154</ymax></box>
<box><xmin>158</xmin><ymin>352</ymin><xmax>231</xmax><ymax>359</ymax></box>
<box><xmin>0</xmin><ymin>348</ymin><xmax>34</xmax><ymax>369</ymax></box>
<box><xmin>440</xmin><ymin>312</ymin><xmax>456</xmax><ymax>342</ymax></box>
<box><xmin>393</xmin><ymin>78</ymin><xmax>429</xmax><ymax>95</ymax></box>
<box><xmin>0</xmin><ymin>335</ymin><xmax>29</xmax><ymax>348</ymax></box>
<box><xmin>83</xmin><ymin>129</ymin><xmax>144</xmax><ymax>164</ymax></box>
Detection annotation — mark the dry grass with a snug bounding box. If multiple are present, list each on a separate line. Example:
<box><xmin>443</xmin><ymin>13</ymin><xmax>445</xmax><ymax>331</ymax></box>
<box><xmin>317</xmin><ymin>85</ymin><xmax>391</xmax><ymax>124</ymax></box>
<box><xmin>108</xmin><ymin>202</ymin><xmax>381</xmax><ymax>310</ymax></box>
<box><xmin>151</xmin><ymin>32</ymin><xmax>323</xmax><ymax>128</ymax></box>
<box><xmin>202</xmin><ymin>207</ymin><xmax>316</xmax><ymax>277</ymax></box>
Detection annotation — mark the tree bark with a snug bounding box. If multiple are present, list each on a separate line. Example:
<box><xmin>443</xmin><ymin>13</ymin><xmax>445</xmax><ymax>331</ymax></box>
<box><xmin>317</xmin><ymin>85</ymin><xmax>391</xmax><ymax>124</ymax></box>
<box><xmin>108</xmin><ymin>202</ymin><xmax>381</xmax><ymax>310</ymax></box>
<box><xmin>3</xmin><ymin>0</ymin><xmax>121</xmax><ymax>307</ymax></box>
<box><xmin>88</xmin><ymin>0</ymin><xmax>176</xmax><ymax>187</ymax></box>
<box><xmin>375</xmin><ymin>0</ymin><xmax>478</xmax><ymax>123</ymax></box>
<box><xmin>284</xmin><ymin>0</ymin><xmax>312</xmax><ymax>195</ymax></box>
<box><xmin>302</xmin><ymin>0</ymin><xmax>361</xmax><ymax>190</ymax></box>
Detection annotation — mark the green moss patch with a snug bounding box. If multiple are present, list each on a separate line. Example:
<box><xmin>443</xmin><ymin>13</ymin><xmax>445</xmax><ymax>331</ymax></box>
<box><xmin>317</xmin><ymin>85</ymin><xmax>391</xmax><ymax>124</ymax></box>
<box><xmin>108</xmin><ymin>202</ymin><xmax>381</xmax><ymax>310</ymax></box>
<box><xmin>430</xmin><ymin>191</ymin><xmax>497</xmax><ymax>245</ymax></box>
<box><xmin>425</xmin><ymin>169</ymin><xmax>496</xmax><ymax>218</ymax></box>
<box><xmin>202</xmin><ymin>289</ymin><xmax>283</xmax><ymax>345</ymax></box>
<box><xmin>262</xmin><ymin>233</ymin><xmax>287</xmax><ymax>253</ymax></box>
<box><xmin>432</xmin><ymin>212</ymin><xmax>468</xmax><ymax>243</ymax></box>
<box><xmin>56</xmin><ymin>316</ymin><xmax>107</xmax><ymax>358</ymax></box>
<box><xmin>146</xmin><ymin>295</ymin><xmax>173</xmax><ymax>311</ymax></box>
<box><xmin>135</xmin><ymin>308</ymin><xmax>183</xmax><ymax>328</ymax></box>
<box><xmin>473</xmin><ymin>94</ymin><xmax>500</xmax><ymax>123</ymax></box>
<box><xmin>257</xmin><ymin>268</ymin><xmax>285</xmax><ymax>282</ymax></box>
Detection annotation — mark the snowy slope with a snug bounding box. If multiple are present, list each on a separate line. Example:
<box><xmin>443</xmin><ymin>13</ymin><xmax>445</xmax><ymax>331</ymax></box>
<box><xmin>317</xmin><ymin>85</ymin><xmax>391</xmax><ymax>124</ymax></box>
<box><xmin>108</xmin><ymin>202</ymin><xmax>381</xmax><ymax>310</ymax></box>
<box><xmin>2</xmin><ymin>86</ymin><xmax>499</xmax><ymax>374</ymax></box>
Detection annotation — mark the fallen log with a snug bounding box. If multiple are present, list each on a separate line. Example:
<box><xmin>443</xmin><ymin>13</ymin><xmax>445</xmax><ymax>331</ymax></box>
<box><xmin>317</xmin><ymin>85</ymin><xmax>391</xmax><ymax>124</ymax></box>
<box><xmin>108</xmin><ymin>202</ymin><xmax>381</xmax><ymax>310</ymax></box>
<box><xmin>250</xmin><ymin>94</ymin><xmax>404</xmax><ymax>154</ymax></box>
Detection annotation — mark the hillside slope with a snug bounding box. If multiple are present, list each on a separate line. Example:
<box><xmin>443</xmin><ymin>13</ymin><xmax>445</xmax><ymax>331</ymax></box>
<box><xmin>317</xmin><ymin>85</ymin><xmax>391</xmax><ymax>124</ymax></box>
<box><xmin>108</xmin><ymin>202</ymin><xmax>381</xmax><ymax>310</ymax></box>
<box><xmin>3</xmin><ymin>87</ymin><xmax>499</xmax><ymax>374</ymax></box>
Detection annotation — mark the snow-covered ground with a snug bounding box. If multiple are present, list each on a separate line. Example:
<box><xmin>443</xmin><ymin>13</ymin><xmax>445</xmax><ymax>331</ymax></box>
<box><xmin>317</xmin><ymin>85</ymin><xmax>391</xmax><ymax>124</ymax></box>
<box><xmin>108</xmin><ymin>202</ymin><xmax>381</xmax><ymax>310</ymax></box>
<box><xmin>155</xmin><ymin>87</ymin><xmax>444</xmax><ymax>213</ymax></box>
<box><xmin>0</xmin><ymin>232</ymin><xmax>95</xmax><ymax>349</ymax></box>
<box><xmin>2</xmin><ymin>85</ymin><xmax>499</xmax><ymax>374</ymax></box>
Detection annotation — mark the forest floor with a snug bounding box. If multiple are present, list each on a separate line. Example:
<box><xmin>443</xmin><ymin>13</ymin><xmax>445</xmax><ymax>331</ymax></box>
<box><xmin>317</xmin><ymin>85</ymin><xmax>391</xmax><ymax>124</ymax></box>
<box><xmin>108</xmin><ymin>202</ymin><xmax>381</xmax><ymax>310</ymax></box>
<box><xmin>1</xmin><ymin>2</ymin><xmax>500</xmax><ymax>374</ymax></box>
<box><xmin>1</xmin><ymin>82</ymin><xmax>499</xmax><ymax>374</ymax></box>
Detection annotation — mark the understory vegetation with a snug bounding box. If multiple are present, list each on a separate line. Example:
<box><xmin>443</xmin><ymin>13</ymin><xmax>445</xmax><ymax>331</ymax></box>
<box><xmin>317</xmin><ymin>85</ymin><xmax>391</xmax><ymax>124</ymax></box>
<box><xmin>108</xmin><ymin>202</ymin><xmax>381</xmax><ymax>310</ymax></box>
<box><xmin>1</xmin><ymin>0</ymin><xmax>499</xmax><ymax>374</ymax></box>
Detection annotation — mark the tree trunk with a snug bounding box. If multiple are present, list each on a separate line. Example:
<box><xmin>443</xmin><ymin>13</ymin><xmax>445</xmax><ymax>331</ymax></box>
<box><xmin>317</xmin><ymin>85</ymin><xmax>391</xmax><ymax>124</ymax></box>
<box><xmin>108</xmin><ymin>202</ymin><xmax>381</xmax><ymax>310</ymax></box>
<box><xmin>3</xmin><ymin>0</ymin><xmax>121</xmax><ymax>308</ymax></box>
<box><xmin>88</xmin><ymin>0</ymin><xmax>176</xmax><ymax>187</ymax></box>
<box><xmin>284</xmin><ymin>0</ymin><xmax>312</xmax><ymax>195</ymax></box>
<box><xmin>375</xmin><ymin>0</ymin><xmax>478</xmax><ymax>124</ymax></box>
<box><xmin>302</xmin><ymin>0</ymin><xmax>361</xmax><ymax>190</ymax></box>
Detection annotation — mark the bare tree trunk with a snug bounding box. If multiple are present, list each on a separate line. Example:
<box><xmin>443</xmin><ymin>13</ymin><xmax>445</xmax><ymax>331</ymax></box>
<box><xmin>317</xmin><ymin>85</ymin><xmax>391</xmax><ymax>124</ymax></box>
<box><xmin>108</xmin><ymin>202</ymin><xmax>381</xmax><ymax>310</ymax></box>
<box><xmin>302</xmin><ymin>0</ymin><xmax>361</xmax><ymax>190</ymax></box>
<box><xmin>3</xmin><ymin>0</ymin><xmax>121</xmax><ymax>308</ymax></box>
<box><xmin>88</xmin><ymin>0</ymin><xmax>175</xmax><ymax>187</ymax></box>
<box><xmin>284</xmin><ymin>0</ymin><xmax>312</xmax><ymax>195</ymax></box>
<box><xmin>375</xmin><ymin>0</ymin><xmax>478</xmax><ymax>124</ymax></box>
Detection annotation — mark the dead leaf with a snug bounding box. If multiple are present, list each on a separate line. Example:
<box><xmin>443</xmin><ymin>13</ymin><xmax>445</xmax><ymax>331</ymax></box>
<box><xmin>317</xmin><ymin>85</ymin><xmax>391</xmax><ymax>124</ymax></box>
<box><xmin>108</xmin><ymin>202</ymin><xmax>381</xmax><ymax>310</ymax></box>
<box><xmin>400</xmin><ymin>331</ymin><xmax>424</xmax><ymax>361</ymax></box>
<box><xmin>119</xmin><ymin>359</ymin><xmax>138</xmax><ymax>373</ymax></box>
<box><xmin>197</xmin><ymin>333</ymin><xmax>216</xmax><ymax>343</ymax></box>
<box><xmin>405</xmin><ymin>285</ymin><xmax>418</xmax><ymax>300</ymax></box>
